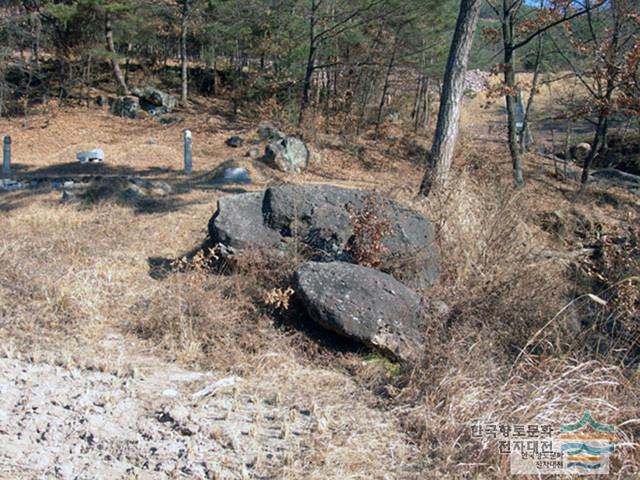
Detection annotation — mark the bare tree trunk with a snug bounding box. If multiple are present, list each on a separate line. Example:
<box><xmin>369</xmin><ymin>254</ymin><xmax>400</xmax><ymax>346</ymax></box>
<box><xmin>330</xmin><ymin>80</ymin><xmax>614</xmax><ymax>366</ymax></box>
<box><xmin>419</xmin><ymin>0</ymin><xmax>482</xmax><ymax>196</ymax></box>
<box><xmin>180</xmin><ymin>0</ymin><xmax>190</xmax><ymax>105</ymax></box>
<box><xmin>105</xmin><ymin>12</ymin><xmax>129</xmax><ymax>95</ymax></box>
<box><xmin>502</xmin><ymin>1</ymin><xmax>525</xmax><ymax>188</ymax></box>
<box><xmin>376</xmin><ymin>31</ymin><xmax>400</xmax><ymax>132</ymax></box>
<box><xmin>299</xmin><ymin>0</ymin><xmax>318</xmax><ymax>126</ymax></box>
<box><xmin>521</xmin><ymin>34</ymin><xmax>544</xmax><ymax>153</ymax></box>
<box><xmin>580</xmin><ymin>1</ymin><xmax>620</xmax><ymax>191</ymax></box>
<box><xmin>423</xmin><ymin>77</ymin><xmax>432</xmax><ymax>129</ymax></box>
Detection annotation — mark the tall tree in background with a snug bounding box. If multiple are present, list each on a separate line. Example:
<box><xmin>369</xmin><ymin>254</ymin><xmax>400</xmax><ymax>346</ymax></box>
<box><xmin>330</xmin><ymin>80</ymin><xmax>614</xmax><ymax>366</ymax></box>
<box><xmin>178</xmin><ymin>0</ymin><xmax>191</xmax><ymax>104</ymax></box>
<box><xmin>552</xmin><ymin>0</ymin><xmax>640</xmax><ymax>191</ymax></box>
<box><xmin>419</xmin><ymin>0</ymin><xmax>481</xmax><ymax>197</ymax></box>
<box><xmin>485</xmin><ymin>0</ymin><xmax>605</xmax><ymax>188</ymax></box>
<box><xmin>105</xmin><ymin>6</ymin><xmax>129</xmax><ymax>95</ymax></box>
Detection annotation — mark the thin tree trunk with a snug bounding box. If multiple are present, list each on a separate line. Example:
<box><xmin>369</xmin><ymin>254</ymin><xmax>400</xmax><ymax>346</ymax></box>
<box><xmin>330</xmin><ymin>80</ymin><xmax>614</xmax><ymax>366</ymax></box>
<box><xmin>521</xmin><ymin>34</ymin><xmax>544</xmax><ymax>153</ymax></box>
<box><xmin>412</xmin><ymin>75</ymin><xmax>422</xmax><ymax>124</ymax></box>
<box><xmin>502</xmin><ymin>1</ymin><xmax>525</xmax><ymax>188</ymax></box>
<box><xmin>105</xmin><ymin>12</ymin><xmax>129</xmax><ymax>95</ymax></box>
<box><xmin>580</xmin><ymin>2</ymin><xmax>620</xmax><ymax>191</ymax></box>
<box><xmin>180</xmin><ymin>0</ymin><xmax>190</xmax><ymax>105</ymax></box>
<box><xmin>419</xmin><ymin>0</ymin><xmax>482</xmax><ymax>196</ymax></box>
<box><xmin>376</xmin><ymin>32</ymin><xmax>400</xmax><ymax>132</ymax></box>
<box><xmin>299</xmin><ymin>0</ymin><xmax>318</xmax><ymax>126</ymax></box>
<box><xmin>423</xmin><ymin>77</ymin><xmax>432</xmax><ymax>129</ymax></box>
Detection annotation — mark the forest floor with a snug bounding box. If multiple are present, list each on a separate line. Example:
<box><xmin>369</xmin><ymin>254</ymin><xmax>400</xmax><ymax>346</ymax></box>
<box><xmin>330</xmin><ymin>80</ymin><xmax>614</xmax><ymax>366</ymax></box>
<box><xmin>0</xmin><ymin>90</ymin><xmax>638</xmax><ymax>479</ymax></box>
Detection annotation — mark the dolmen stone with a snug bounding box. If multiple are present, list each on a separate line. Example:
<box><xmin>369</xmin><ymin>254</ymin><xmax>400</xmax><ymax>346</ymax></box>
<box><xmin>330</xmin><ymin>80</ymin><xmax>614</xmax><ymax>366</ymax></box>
<box><xmin>294</xmin><ymin>261</ymin><xmax>425</xmax><ymax>363</ymax></box>
<box><xmin>208</xmin><ymin>184</ymin><xmax>439</xmax><ymax>287</ymax></box>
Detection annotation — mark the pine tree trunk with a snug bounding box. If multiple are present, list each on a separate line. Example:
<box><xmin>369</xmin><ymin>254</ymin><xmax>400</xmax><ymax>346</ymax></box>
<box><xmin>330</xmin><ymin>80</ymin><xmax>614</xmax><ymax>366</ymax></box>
<box><xmin>419</xmin><ymin>0</ymin><xmax>481</xmax><ymax>196</ymax></box>
<box><xmin>105</xmin><ymin>12</ymin><xmax>129</xmax><ymax>95</ymax></box>
<box><xmin>180</xmin><ymin>0</ymin><xmax>189</xmax><ymax>105</ymax></box>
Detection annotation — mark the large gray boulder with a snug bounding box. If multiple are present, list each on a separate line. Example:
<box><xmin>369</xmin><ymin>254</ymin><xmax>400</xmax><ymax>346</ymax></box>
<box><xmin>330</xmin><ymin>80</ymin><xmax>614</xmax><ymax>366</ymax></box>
<box><xmin>208</xmin><ymin>184</ymin><xmax>439</xmax><ymax>287</ymax></box>
<box><xmin>208</xmin><ymin>192</ymin><xmax>283</xmax><ymax>255</ymax></box>
<box><xmin>133</xmin><ymin>87</ymin><xmax>178</xmax><ymax>116</ymax></box>
<box><xmin>294</xmin><ymin>262</ymin><xmax>425</xmax><ymax>362</ymax></box>
<box><xmin>264</xmin><ymin>137</ymin><xmax>310</xmax><ymax>173</ymax></box>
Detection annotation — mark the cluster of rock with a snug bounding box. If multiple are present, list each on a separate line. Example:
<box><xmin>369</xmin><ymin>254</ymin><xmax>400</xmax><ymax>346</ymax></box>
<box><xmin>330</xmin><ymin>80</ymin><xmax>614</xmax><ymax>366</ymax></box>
<box><xmin>0</xmin><ymin>175</ymin><xmax>171</xmax><ymax>204</ymax></box>
<box><xmin>208</xmin><ymin>183</ymin><xmax>443</xmax><ymax>362</ymax></box>
<box><xmin>220</xmin><ymin>125</ymin><xmax>312</xmax><ymax>180</ymax></box>
<box><xmin>108</xmin><ymin>87</ymin><xmax>178</xmax><ymax>119</ymax></box>
<box><xmin>1</xmin><ymin>176</ymin><xmax>91</xmax><ymax>192</ymax></box>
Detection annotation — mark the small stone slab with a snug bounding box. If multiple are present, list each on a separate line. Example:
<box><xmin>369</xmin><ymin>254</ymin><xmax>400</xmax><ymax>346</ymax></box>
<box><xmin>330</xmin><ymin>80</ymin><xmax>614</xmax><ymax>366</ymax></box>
<box><xmin>212</xmin><ymin>167</ymin><xmax>251</xmax><ymax>185</ymax></box>
<box><xmin>76</xmin><ymin>149</ymin><xmax>105</xmax><ymax>164</ymax></box>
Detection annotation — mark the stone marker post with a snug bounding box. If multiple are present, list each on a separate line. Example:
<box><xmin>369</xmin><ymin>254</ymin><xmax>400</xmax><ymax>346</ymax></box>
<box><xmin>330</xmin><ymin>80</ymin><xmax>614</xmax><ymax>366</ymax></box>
<box><xmin>184</xmin><ymin>129</ymin><xmax>192</xmax><ymax>174</ymax></box>
<box><xmin>3</xmin><ymin>136</ymin><xmax>11</xmax><ymax>176</ymax></box>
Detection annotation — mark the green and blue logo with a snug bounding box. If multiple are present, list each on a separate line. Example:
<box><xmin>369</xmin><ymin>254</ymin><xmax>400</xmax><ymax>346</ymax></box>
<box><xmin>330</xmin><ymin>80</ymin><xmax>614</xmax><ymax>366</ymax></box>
<box><xmin>560</xmin><ymin>412</ymin><xmax>616</xmax><ymax>473</ymax></box>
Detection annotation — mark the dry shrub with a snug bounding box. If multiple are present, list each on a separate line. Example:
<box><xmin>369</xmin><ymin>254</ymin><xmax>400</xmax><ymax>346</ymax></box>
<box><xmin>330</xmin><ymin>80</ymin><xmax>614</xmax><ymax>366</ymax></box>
<box><xmin>569</xmin><ymin>223</ymin><xmax>640</xmax><ymax>364</ymax></box>
<box><xmin>399</xmin><ymin>169</ymin><xmax>640</xmax><ymax>477</ymax></box>
<box><xmin>345</xmin><ymin>194</ymin><xmax>392</xmax><ymax>268</ymax></box>
<box><xmin>425</xmin><ymin>171</ymin><xmax>566</xmax><ymax>355</ymax></box>
<box><xmin>130</xmin><ymin>270</ymin><xmax>280</xmax><ymax>371</ymax></box>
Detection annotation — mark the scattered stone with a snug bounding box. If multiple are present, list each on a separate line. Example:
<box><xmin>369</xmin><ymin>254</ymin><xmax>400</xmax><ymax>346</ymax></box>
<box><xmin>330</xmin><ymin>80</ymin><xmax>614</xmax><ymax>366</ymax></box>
<box><xmin>212</xmin><ymin>166</ymin><xmax>251</xmax><ymax>185</ymax></box>
<box><xmin>109</xmin><ymin>96</ymin><xmax>139</xmax><ymax>119</ymax></box>
<box><xmin>161</xmin><ymin>389</ymin><xmax>179</xmax><ymax>398</ymax></box>
<box><xmin>0</xmin><ymin>179</ymin><xmax>25</xmax><ymax>191</ymax></box>
<box><xmin>570</xmin><ymin>142</ymin><xmax>592</xmax><ymax>163</ymax></box>
<box><xmin>208</xmin><ymin>184</ymin><xmax>439</xmax><ymax>287</ymax></box>
<box><xmin>76</xmin><ymin>149</ymin><xmax>105</xmax><ymax>164</ymax></box>
<box><xmin>94</xmin><ymin>95</ymin><xmax>108</xmax><ymax>107</ymax></box>
<box><xmin>246</xmin><ymin>147</ymin><xmax>261</xmax><ymax>159</ymax></box>
<box><xmin>225</xmin><ymin>136</ymin><xmax>244</xmax><ymax>148</ymax></box>
<box><xmin>294</xmin><ymin>261</ymin><xmax>425</xmax><ymax>363</ymax></box>
<box><xmin>257</xmin><ymin>124</ymin><xmax>283</xmax><ymax>142</ymax></box>
<box><xmin>191</xmin><ymin>376</ymin><xmax>241</xmax><ymax>400</ymax></box>
<box><xmin>263</xmin><ymin>136</ymin><xmax>310</xmax><ymax>173</ymax></box>
<box><xmin>159</xmin><ymin>117</ymin><xmax>180</xmax><ymax>125</ymax></box>
<box><xmin>61</xmin><ymin>190</ymin><xmax>78</xmax><ymax>203</ymax></box>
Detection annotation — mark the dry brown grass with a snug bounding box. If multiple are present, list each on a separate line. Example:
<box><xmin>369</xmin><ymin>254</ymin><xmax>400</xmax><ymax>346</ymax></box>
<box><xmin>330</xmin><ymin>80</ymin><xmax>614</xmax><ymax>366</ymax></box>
<box><xmin>0</xmin><ymin>90</ymin><xmax>638</xmax><ymax>478</ymax></box>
